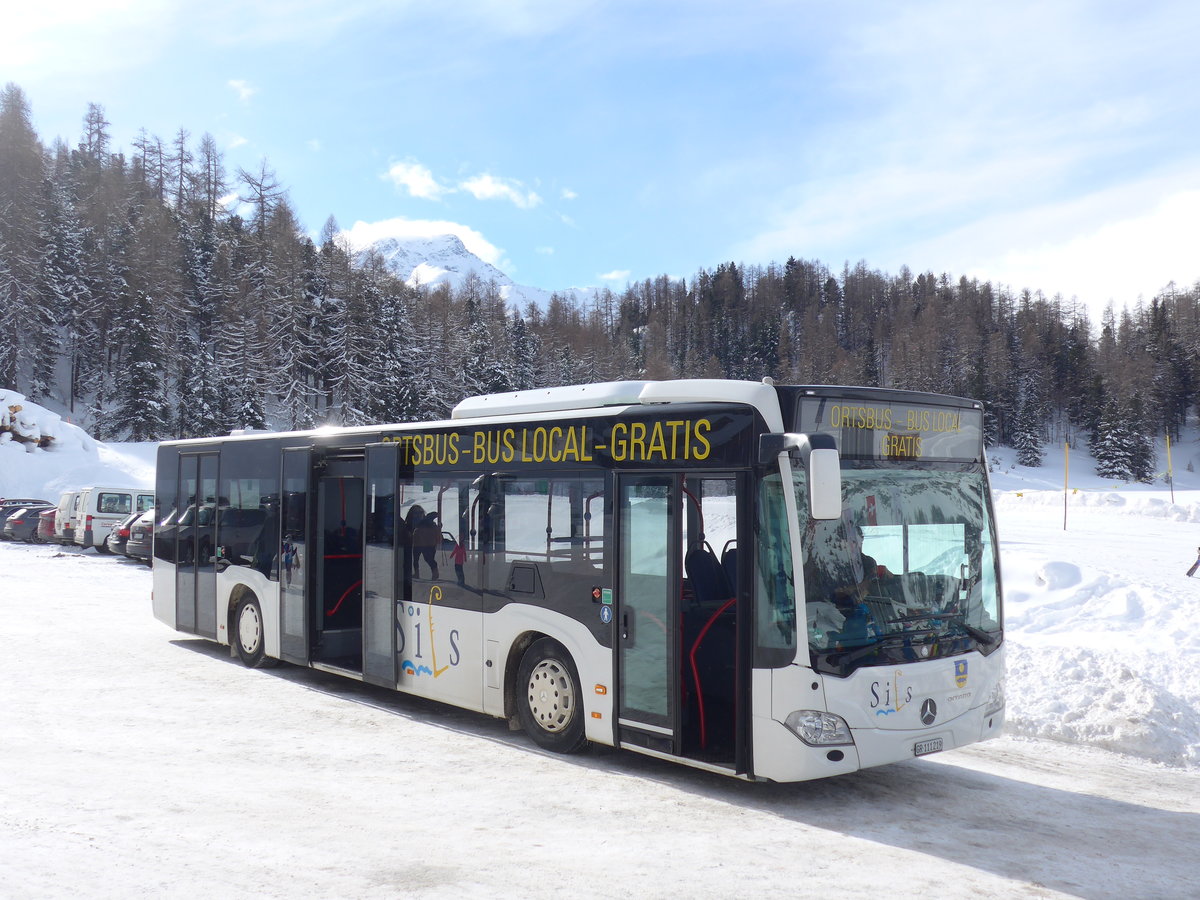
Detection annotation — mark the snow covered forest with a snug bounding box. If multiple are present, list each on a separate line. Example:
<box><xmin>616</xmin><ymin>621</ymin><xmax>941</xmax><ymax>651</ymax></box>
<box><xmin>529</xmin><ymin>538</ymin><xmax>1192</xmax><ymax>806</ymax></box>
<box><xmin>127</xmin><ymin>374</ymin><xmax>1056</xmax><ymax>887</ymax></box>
<box><xmin>2</xmin><ymin>83</ymin><xmax>1197</xmax><ymax>481</ymax></box>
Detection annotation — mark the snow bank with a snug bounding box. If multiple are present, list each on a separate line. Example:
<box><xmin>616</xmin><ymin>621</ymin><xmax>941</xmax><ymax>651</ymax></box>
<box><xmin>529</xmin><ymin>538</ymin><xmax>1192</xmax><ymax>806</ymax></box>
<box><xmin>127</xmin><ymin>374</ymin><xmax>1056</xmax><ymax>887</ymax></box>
<box><xmin>1006</xmin><ymin>643</ymin><xmax>1200</xmax><ymax>766</ymax></box>
<box><xmin>1</xmin><ymin>388</ymin><xmax>95</xmax><ymax>452</ymax></box>
<box><xmin>997</xmin><ymin>483</ymin><xmax>1200</xmax><ymax>768</ymax></box>
<box><xmin>0</xmin><ymin>390</ymin><xmax>152</xmax><ymax>501</ymax></box>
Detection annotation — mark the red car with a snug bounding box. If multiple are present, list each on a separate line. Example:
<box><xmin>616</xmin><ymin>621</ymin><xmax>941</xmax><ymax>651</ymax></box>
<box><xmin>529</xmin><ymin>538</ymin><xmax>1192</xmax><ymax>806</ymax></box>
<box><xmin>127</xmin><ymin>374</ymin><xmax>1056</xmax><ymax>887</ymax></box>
<box><xmin>37</xmin><ymin>508</ymin><xmax>56</xmax><ymax>542</ymax></box>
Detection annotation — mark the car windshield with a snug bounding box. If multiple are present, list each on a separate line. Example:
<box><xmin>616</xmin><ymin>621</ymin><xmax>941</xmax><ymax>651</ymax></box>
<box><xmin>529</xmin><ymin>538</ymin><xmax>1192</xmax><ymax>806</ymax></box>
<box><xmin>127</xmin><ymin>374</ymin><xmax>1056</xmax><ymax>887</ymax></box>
<box><xmin>799</xmin><ymin>464</ymin><xmax>1001</xmax><ymax>676</ymax></box>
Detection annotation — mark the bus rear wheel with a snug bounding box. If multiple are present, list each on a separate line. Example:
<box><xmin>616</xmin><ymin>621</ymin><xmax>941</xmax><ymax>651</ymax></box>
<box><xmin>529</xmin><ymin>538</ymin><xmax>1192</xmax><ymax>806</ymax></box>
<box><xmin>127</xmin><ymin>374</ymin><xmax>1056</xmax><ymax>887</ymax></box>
<box><xmin>517</xmin><ymin>638</ymin><xmax>587</xmax><ymax>753</ymax></box>
<box><xmin>234</xmin><ymin>595</ymin><xmax>271</xmax><ymax>668</ymax></box>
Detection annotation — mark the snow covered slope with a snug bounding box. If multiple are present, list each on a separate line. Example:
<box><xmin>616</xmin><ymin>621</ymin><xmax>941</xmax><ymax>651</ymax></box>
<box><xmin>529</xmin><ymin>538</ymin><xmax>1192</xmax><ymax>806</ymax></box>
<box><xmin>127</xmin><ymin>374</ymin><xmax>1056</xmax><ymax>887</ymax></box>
<box><xmin>0</xmin><ymin>390</ymin><xmax>153</xmax><ymax>501</ymax></box>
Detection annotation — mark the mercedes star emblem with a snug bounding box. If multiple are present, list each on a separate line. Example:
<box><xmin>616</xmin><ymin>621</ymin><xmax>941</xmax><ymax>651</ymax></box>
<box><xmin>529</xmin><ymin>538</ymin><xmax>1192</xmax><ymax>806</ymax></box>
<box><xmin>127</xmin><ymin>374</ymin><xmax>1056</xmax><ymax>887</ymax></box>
<box><xmin>920</xmin><ymin>698</ymin><xmax>938</xmax><ymax>726</ymax></box>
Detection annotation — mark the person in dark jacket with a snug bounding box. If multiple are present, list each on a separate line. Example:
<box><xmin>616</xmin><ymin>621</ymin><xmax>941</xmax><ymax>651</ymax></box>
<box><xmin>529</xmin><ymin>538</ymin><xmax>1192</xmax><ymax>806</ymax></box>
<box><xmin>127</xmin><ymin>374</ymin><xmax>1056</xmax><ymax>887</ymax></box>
<box><xmin>413</xmin><ymin>511</ymin><xmax>441</xmax><ymax>579</ymax></box>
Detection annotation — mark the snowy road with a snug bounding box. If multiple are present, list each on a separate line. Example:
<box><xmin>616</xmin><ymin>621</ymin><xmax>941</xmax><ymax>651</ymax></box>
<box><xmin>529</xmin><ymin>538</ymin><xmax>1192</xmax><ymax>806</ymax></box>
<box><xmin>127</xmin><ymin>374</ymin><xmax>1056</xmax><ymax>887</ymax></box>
<box><xmin>1</xmin><ymin>541</ymin><xmax>1198</xmax><ymax>899</ymax></box>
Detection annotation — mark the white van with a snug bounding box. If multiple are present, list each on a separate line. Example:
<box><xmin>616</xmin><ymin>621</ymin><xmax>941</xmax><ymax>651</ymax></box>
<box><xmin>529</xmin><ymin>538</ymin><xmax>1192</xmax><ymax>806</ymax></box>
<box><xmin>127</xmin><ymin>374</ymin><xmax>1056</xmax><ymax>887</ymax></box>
<box><xmin>74</xmin><ymin>486</ymin><xmax>155</xmax><ymax>552</ymax></box>
<box><xmin>53</xmin><ymin>491</ymin><xmax>80</xmax><ymax>545</ymax></box>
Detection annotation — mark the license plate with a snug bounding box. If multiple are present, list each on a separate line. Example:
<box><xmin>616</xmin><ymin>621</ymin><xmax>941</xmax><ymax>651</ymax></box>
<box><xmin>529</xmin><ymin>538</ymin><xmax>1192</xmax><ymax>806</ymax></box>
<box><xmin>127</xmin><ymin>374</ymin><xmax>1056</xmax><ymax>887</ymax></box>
<box><xmin>914</xmin><ymin>738</ymin><xmax>943</xmax><ymax>757</ymax></box>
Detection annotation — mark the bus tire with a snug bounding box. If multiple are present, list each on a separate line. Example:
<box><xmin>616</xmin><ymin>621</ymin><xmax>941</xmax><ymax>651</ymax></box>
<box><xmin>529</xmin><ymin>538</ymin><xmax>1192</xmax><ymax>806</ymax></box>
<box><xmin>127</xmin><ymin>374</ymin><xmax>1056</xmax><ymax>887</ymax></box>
<box><xmin>517</xmin><ymin>637</ymin><xmax>587</xmax><ymax>753</ymax></box>
<box><xmin>234</xmin><ymin>595</ymin><xmax>270</xmax><ymax>668</ymax></box>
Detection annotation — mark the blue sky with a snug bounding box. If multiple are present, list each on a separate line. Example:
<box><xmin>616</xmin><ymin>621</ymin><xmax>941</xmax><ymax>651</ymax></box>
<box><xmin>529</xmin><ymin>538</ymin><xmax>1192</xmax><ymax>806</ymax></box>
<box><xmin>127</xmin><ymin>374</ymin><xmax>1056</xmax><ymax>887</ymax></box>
<box><xmin>5</xmin><ymin>0</ymin><xmax>1199</xmax><ymax>320</ymax></box>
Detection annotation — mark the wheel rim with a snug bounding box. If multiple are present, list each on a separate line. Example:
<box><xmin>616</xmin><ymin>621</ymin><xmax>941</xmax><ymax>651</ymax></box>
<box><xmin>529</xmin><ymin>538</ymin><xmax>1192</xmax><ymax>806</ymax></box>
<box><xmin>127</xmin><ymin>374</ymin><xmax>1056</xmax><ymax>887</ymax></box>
<box><xmin>238</xmin><ymin>604</ymin><xmax>262</xmax><ymax>655</ymax></box>
<box><xmin>526</xmin><ymin>658</ymin><xmax>576</xmax><ymax>733</ymax></box>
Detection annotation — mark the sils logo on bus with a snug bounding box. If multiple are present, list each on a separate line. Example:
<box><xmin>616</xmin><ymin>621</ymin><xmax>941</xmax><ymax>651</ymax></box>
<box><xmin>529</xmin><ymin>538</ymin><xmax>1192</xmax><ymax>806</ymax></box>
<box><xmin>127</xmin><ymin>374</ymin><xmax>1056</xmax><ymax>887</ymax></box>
<box><xmin>398</xmin><ymin>585</ymin><xmax>461</xmax><ymax>678</ymax></box>
<box><xmin>870</xmin><ymin>670</ymin><xmax>912</xmax><ymax>716</ymax></box>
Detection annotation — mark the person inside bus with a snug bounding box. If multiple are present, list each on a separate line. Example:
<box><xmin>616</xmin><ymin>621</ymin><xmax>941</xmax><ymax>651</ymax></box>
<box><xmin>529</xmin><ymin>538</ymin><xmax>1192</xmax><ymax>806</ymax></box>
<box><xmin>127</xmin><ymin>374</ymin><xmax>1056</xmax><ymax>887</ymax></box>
<box><xmin>830</xmin><ymin>523</ymin><xmax>884</xmax><ymax>606</ymax></box>
<box><xmin>804</xmin><ymin>520</ymin><xmax>890</xmax><ymax>643</ymax></box>
<box><xmin>412</xmin><ymin>510</ymin><xmax>441</xmax><ymax>579</ymax></box>
<box><xmin>806</xmin><ymin>521</ymin><xmax>873</xmax><ymax>601</ymax></box>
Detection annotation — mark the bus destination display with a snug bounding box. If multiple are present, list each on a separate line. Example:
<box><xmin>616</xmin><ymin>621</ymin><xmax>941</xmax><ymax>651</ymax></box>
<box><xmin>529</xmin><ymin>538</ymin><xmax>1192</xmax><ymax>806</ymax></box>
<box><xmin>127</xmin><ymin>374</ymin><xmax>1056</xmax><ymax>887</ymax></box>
<box><xmin>796</xmin><ymin>398</ymin><xmax>983</xmax><ymax>461</ymax></box>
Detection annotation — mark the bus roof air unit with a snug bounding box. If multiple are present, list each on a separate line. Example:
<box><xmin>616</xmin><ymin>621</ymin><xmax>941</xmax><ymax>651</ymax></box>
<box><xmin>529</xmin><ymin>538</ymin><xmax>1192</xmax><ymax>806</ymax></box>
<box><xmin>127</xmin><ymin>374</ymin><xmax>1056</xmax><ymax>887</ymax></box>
<box><xmin>453</xmin><ymin>378</ymin><xmax>785</xmax><ymax>430</ymax></box>
<box><xmin>452</xmin><ymin>381</ymin><xmax>649</xmax><ymax>419</ymax></box>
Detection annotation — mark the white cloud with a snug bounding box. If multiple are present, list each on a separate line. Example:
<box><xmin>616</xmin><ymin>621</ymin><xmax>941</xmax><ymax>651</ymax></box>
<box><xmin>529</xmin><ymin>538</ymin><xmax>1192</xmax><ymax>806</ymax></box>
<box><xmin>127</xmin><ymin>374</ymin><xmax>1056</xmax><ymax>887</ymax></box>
<box><xmin>1</xmin><ymin>0</ymin><xmax>173</xmax><ymax>77</ymax></box>
<box><xmin>227</xmin><ymin>134</ymin><xmax>248</xmax><ymax>150</ymax></box>
<box><xmin>958</xmin><ymin>187</ymin><xmax>1200</xmax><ymax>319</ymax></box>
<box><xmin>341</xmin><ymin>217</ymin><xmax>505</xmax><ymax>268</ymax></box>
<box><xmin>384</xmin><ymin>160</ymin><xmax>450</xmax><ymax>201</ymax></box>
<box><xmin>599</xmin><ymin>269</ymin><xmax>630</xmax><ymax>283</ymax></box>
<box><xmin>460</xmin><ymin>174</ymin><xmax>542</xmax><ymax>209</ymax></box>
<box><xmin>227</xmin><ymin>79</ymin><xmax>256</xmax><ymax>102</ymax></box>
<box><xmin>218</xmin><ymin>191</ymin><xmax>253</xmax><ymax>220</ymax></box>
<box><xmin>535</xmin><ymin>246</ymin><xmax>555</xmax><ymax>255</ymax></box>
<box><xmin>560</xmin><ymin>188</ymin><xmax>578</xmax><ymax>201</ymax></box>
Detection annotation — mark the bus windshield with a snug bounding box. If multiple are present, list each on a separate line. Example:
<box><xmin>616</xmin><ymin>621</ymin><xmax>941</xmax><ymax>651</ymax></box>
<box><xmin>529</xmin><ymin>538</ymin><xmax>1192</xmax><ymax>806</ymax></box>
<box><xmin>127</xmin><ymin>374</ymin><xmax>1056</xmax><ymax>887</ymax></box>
<box><xmin>799</xmin><ymin>464</ymin><xmax>1001</xmax><ymax>676</ymax></box>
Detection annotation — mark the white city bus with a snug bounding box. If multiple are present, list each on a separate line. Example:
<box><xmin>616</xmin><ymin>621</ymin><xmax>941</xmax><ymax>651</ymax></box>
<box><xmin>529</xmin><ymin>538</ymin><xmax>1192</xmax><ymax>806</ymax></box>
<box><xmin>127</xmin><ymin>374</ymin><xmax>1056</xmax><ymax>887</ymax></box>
<box><xmin>151</xmin><ymin>379</ymin><xmax>1003</xmax><ymax>782</ymax></box>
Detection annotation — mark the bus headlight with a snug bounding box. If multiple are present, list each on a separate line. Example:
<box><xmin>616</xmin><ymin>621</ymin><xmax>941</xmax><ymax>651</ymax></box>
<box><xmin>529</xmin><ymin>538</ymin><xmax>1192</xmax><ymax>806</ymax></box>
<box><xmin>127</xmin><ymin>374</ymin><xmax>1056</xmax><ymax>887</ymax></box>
<box><xmin>784</xmin><ymin>710</ymin><xmax>854</xmax><ymax>746</ymax></box>
<box><xmin>984</xmin><ymin>679</ymin><xmax>1005</xmax><ymax>716</ymax></box>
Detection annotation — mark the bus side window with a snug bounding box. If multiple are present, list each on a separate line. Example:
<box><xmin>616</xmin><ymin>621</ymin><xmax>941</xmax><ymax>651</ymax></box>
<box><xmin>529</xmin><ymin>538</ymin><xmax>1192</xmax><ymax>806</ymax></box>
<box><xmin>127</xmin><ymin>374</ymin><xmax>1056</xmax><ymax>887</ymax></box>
<box><xmin>468</xmin><ymin>475</ymin><xmax>605</xmax><ymax>595</ymax></box>
<box><xmin>501</xmin><ymin>476</ymin><xmax>605</xmax><ymax>571</ymax></box>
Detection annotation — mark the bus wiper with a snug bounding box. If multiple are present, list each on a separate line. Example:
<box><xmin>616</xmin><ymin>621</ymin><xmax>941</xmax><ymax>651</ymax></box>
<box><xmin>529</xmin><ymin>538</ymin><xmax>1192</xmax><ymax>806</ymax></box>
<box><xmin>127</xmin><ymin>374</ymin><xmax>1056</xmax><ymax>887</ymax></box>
<box><xmin>953</xmin><ymin>617</ymin><xmax>998</xmax><ymax>645</ymax></box>
<box><xmin>887</xmin><ymin>611</ymin><xmax>997</xmax><ymax>646</ymax></box>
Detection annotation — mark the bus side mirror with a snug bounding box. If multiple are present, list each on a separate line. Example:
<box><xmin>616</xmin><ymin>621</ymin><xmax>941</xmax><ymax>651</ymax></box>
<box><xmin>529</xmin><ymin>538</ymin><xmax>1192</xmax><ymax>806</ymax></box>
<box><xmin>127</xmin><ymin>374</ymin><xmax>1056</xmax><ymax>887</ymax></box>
<box><xmin>807</xmin><ymin>444</ymin><xmax>842</xmax><ymax>520</ymax></box>
<box><xmin>759</xmin><ymin>432</ymin><xmax>842</xmax><ymax>520</ymax></box>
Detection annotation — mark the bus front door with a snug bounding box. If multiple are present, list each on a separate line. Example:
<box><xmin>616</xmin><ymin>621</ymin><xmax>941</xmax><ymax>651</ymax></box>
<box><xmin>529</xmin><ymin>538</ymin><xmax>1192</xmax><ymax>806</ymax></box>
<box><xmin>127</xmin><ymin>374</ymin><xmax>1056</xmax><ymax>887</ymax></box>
<box><xmin>616</xmin><ymin>474</ymin><xmax>681</xmax><ymax>755</ymax></box>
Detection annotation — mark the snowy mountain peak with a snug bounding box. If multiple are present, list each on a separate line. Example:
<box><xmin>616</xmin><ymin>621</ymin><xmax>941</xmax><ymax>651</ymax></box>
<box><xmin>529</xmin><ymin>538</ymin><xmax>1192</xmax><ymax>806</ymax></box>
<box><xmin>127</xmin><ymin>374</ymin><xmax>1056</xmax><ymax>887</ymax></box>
<box><xmin>366</xmin><ymin>233</ymin><xmax>518</xmax><ymax>292</ymax></box>
<box><xmin>362</xmin><ymin>233</ymin><xmax>597</xmax><ymax>310</ymax></box>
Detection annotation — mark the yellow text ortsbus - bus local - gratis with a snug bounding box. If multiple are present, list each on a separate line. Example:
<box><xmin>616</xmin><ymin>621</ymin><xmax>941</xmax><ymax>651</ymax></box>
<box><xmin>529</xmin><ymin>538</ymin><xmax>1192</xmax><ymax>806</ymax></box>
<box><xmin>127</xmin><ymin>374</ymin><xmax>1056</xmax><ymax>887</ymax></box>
<box><xmin>828</xmin><ymin>404</ymin><xmax>963</xmax><ymax>435</ymax></box>
<box><xmin>383</xmin><ymin>418</ymin><xmax>715</xmax><ymax>467</ymax></box>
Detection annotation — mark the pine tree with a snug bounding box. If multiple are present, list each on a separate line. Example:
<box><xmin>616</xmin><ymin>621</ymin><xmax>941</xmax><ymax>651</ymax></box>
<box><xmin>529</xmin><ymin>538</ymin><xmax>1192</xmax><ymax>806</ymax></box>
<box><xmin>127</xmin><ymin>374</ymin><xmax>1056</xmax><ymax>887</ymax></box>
<box><xmin>508</xmin><ymin>315</ymin><xmax>538</xmax><ymax>391</ymax></box>
<box><xmin>462</xmin><ymin>297</ymin><xmax>510</xmax><ymax>395</ymax></box>
<box><xmin>0</xmin><ymin>83</ymin><xmax>46</xmax><ymax>392</ymax></box>
<box><xmin>109</xmin><ymin>289</ymin><xmax>169</xmax><ymax>439</ymax></box>
<box><xmin>1012</xmin><ymin>371</ymin><xmax>1046</xmax><ymax>466</ymax></box>
<box><xmin>36</xmin><ymin>177</ymin><xmax>88</xmax><ymax>402</ymax></box>
<box><xmin>1092</xmin><ymin>398</ymin><xmax>1137</xmax><ymax>480</ymax></box>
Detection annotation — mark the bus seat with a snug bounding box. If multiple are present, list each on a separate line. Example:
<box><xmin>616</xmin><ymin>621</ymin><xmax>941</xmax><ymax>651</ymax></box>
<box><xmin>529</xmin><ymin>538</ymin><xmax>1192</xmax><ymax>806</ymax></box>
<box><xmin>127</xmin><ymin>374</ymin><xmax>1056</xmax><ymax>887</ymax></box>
<box><xmin>720</xmin><ymin>543</ymin><xmax>737</xmax><ymax>595</ymax></box>
<box><xmin>684</xmin><ymin>542</ymin><xmax>731</xmax><ymax>608</ymax></box>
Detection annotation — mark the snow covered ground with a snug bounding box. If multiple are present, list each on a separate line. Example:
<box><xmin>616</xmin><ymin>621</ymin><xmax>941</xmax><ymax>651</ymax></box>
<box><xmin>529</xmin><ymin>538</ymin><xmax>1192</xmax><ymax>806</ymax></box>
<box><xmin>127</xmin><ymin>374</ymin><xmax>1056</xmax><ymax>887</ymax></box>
<box><xmin>1</xmin><ymin>397</ymin><xmax>1199</xmax><ymax>896</ymax></box>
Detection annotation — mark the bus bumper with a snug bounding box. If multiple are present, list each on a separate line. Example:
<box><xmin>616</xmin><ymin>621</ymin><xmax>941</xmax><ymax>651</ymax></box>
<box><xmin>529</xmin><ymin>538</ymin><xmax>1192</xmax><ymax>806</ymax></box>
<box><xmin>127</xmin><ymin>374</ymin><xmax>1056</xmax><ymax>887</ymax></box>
<box><xmin>752</xmin><ymin>704</ymin><xmax>1004</xmax><ymax>782</ymax></box>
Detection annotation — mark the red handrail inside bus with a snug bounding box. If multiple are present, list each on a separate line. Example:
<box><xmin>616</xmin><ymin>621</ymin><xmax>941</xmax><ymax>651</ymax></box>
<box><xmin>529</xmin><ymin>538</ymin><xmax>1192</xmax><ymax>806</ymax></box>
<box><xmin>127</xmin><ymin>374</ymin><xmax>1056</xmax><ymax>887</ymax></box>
<box><xmin>690</xmin><ymin>596</ymin><xmax>736</xmax><ymax>750</ymax></box>
<box><xmin>326</xmin><ymin>579</ymin><xmax>362</xmax><ymax>617</ymax></box>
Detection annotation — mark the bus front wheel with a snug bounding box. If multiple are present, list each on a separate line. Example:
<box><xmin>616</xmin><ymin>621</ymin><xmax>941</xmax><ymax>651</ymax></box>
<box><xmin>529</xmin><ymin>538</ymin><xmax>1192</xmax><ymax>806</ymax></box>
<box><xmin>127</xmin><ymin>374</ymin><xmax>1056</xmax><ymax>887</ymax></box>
<box><xmin>517</xmin><ymin>638</ymin><xmax>587</xmax><ymax>753</ymax></box>
<box><xmin>234</xmin><ymin>595</ymin><xmax>270</xmax><ymax>668</ymax></box>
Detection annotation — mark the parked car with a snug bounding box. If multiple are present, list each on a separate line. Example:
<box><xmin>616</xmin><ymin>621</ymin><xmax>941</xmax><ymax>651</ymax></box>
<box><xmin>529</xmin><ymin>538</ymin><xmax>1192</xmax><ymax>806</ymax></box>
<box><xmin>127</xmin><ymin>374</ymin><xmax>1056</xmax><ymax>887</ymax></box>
<box><xmin>37</xmin><ymin>508</ymin><xmax>56</xmax><ymax>542</ymax></box>
<box><xmin>72</xmin><ymin>486</ymin><xmax>155</xmax><ymax>553</ymax></box>
<box><xmin>0</xmin><ymin>498</ymin><xmax>51</xmax><ymax>528</ymax></box>
<box><xmin>125</xmin><ymin>507</ymin><xmax>155</xmax><ymax>564</ymax></box>
<box><xmin>106</xmin><ymin>510</ymin><xmax>142</xmax><ymax>555</ymax></box>
<box><xmin>3</xmin><ymin>504</ymin><xmax>54</xmax><ymax>542</ymax></box>
<box><xmin>53</xmin><ymin>491</ymin><xmax>79</xmax><ymax>545</ymax></box>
